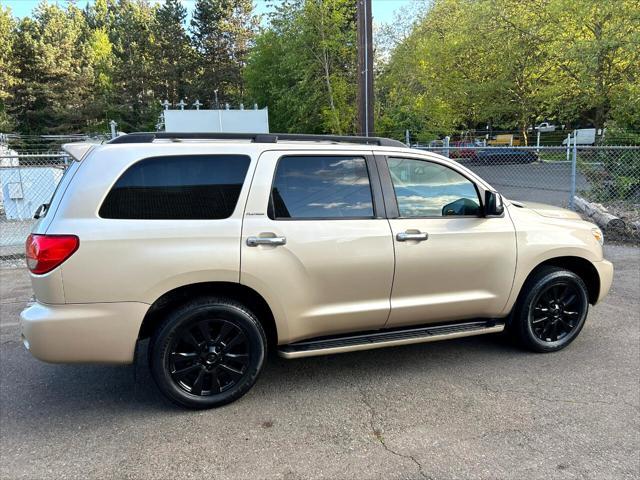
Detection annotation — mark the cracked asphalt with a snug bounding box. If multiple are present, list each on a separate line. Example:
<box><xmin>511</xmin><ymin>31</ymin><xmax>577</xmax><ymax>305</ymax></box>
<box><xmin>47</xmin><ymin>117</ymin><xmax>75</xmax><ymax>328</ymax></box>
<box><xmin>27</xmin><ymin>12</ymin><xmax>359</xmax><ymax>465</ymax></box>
<box><xmin>1</xmin><ymin>244</ymin><xmax>639</xmax><ymax>480</ymax></box>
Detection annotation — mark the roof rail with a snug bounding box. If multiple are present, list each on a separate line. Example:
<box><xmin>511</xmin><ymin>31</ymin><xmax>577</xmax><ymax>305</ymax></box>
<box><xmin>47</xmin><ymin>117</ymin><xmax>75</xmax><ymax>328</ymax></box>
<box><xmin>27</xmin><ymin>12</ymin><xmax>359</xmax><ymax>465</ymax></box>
<box><xmin>107</xmin><ymin>132</ymin><xmax>407</xmax><ymax>148</ymax></box>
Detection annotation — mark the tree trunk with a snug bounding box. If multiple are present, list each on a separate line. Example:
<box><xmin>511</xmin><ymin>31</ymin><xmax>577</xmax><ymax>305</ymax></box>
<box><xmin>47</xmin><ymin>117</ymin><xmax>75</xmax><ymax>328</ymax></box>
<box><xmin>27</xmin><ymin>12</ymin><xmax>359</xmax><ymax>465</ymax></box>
<box><xmin>322</xmin><ymin>50</ymin><xmax>341</xmax><ymax>135</ymax></box>
<box><xmin>574</xmin><ymin>196</ymin><xmax>626</xmax><ymax>231</ymax></box>
<box><xmin>318</xmin><ymin>10</ymin><xmax>341</xmax><ymax>134</ymax></box>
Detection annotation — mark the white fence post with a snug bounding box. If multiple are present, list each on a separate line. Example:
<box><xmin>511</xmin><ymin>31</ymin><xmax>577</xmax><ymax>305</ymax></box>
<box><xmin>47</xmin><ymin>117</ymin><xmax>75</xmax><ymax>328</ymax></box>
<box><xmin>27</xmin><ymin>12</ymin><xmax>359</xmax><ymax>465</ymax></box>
<box><xmin>444</xmin><ymin>136</ymin><xmax>450</xmax><ymax>157</ymax></box>
<box><xmin>109</xmin><ymin>120</ymin><xmax>117</xmax><ymax>139</ymax></box>
<box><xmin>405</xmin><ymin>129</ymin><xmax>410</xmax><ymax>147</ymax></box>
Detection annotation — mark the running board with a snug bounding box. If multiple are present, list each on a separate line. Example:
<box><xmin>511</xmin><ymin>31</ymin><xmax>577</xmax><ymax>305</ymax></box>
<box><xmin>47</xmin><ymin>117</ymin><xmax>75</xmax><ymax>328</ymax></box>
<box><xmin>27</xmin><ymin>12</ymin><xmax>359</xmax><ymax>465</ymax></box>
<box><xmin>278</xmin><ymin>320</ymin><xmax>505</xmax><ymax>359</ymax></box>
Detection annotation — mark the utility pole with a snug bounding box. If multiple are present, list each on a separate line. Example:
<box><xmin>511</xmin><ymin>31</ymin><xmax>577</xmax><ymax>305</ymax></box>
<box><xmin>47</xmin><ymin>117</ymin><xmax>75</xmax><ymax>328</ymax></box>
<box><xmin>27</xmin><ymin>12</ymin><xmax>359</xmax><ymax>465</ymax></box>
<box><xmin>357</xmin><ymin>0</ymin><xmax>374</xmax><ymax>137</ymax></box>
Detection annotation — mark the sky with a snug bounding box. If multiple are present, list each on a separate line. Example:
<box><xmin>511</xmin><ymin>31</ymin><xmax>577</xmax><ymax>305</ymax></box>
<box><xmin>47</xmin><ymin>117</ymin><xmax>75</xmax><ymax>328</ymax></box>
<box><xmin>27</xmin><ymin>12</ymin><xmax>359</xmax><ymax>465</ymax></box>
<box><xmin>4</xmin><ymin>0</ymin><xmax>414</xmax><ymax>24</ymax></box>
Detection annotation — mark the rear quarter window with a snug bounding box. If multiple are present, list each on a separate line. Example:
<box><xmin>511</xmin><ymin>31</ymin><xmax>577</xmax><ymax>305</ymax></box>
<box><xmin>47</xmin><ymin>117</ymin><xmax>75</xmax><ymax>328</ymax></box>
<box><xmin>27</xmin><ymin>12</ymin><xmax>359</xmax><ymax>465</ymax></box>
<box><xmin>39</xmin><ymin>162</ymin><xmax>78</xmax><ymax>218</ymax></box>
<box><xmin>99</xmin><ymin>155</ymin><xmax>250</xmax><ymax>220</ymax></box>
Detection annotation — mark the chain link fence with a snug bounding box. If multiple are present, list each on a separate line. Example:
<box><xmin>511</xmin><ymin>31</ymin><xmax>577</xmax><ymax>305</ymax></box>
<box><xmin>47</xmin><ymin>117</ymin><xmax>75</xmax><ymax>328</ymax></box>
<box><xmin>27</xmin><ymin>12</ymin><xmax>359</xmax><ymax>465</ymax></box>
<box><xmin>415</xmin><ymin>145</ymin><xmax>577</xmax><ymax>206</ymax></box>
<box><xmin>1</xmin><ymin>134</ymin><xmax>639</xmax><ymax>268</ymax></box>
<box><xmin>1</xmin><ymin>134</ymin><xmax>108</xmax><ymax>267</ymax></box>
<box><xmin>416</xmin><ymin>144</ymin><xmax>640</xmax><ymax>240</ymax></box>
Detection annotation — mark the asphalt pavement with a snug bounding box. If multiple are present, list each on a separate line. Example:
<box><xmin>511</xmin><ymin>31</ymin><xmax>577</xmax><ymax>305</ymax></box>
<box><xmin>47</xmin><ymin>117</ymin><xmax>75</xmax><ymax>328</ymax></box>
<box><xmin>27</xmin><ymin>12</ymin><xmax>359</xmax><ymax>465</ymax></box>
<box><xmin>1</xmin><ymin>244</ymin><xmax>638</xmax><ymax>479</ymax></box>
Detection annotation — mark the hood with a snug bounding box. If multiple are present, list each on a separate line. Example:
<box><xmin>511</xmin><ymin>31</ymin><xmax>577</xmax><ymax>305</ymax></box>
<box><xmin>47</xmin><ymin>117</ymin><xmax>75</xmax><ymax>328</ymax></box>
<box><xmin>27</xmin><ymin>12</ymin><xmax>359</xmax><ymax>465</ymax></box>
<box><xmin>508</xmin><ymin>200</ymin><xmax>582</xmax><ymax>220</ymax></box>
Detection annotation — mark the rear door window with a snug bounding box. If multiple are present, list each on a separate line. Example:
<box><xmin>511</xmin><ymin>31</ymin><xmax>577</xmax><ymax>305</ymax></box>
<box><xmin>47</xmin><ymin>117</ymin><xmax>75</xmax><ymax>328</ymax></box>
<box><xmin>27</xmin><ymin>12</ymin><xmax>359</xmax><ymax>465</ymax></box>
<box><xmin>269</xmin><ymin>156</ymin><xmax>374</xmax><ymax>219</ymax></box>
<box><xmin>100</xmin><ymin>155</ymin><xmax>250</xmax><ymax>219</ymax></box>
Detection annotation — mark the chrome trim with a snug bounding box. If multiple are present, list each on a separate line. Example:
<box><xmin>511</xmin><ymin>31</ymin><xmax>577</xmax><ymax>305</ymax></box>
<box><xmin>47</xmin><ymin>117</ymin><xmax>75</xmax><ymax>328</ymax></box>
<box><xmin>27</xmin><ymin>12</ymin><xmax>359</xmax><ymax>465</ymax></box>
<box><xmin>246</xmin><ymin>236</ymin><xmax>287</xmax><ymax>247</ymax></box>
<box><xmin>396</xmin><ymin>231</ymin><xmax>429</xmax><ymax>242</ymax></box>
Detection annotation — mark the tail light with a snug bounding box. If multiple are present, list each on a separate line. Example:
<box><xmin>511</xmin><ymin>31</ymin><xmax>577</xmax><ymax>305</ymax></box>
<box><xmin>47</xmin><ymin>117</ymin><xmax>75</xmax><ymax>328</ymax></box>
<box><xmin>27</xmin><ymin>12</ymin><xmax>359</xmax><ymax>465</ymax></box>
<box><xmin>25</xmin><ymin>234</ymin><xmax>79</xmax><ymax>275</ymax></box>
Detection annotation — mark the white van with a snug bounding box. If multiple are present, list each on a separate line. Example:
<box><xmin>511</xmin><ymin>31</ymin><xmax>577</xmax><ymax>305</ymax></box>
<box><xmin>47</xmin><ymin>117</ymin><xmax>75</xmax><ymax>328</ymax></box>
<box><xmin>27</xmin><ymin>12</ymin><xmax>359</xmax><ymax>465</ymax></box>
<box><xmin>562</xmin><ymin>128</ymin><xmax>597</xmax><ymax>145</ymax></box>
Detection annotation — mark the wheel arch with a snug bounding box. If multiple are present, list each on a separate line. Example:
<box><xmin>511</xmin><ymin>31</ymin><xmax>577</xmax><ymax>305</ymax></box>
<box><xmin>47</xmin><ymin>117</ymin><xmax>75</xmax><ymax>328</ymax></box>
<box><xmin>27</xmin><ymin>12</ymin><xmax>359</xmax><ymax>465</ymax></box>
<box><xmin>525</xmin><ymin>256</ymin><xmax>600</xmax><ymax>305</ymax></box>
<box><xmin>138</xmin><ymin>282</ymin><xmax>278</xmax><ymax>349</ymax></box>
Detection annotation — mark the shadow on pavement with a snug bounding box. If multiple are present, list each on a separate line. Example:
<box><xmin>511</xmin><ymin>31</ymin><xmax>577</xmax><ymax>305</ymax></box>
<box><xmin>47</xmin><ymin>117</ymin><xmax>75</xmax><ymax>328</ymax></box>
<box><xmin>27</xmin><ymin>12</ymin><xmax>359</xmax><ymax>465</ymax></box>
<box><xmin>2</xmin><ymin>332</ymin><xmax>522</xmax><ymax>419</ymax></box>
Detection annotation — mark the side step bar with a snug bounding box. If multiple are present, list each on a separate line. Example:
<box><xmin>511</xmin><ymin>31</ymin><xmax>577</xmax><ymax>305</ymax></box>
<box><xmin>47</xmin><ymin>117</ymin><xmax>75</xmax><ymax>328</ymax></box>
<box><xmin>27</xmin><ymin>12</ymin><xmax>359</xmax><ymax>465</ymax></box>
<box><xmin>278</xmin><ymin>320</ymin><xmax>505</xmax><ymax>359</ymax></box>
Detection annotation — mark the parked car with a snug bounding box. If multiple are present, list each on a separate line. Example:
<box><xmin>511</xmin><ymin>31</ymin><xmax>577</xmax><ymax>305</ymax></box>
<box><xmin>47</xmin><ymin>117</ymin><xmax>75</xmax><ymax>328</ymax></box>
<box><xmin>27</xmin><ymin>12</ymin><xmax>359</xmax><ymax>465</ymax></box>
<box><xmin>528</xmin><ymin>122</ymin><xmax>557</xmax><ymax>133</ymax></box>
<box><xmin>21</xmin><ymin>133</ymin><xmax>613</xmax><ymax>409</ymax></box>
<box><xmin>448</xmin><ymin>141</ymin><xmax>478</xmax><ymax>160</ymax></box>
<box><xmin>476</xmin><ymin>148</ymin><xmax>538</xmax><ymax>164</ymax></box>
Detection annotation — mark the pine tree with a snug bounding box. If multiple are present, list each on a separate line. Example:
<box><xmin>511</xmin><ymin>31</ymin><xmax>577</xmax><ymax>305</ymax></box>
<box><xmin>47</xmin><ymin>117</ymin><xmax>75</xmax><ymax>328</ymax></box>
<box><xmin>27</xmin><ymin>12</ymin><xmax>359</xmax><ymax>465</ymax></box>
<box><xmin>154</xmin><ymin>0</ymin><xmax>195</xmax><ymax>106</ymax></box>
<box><xmin>108</xmin><ymin>0</ymin><xmax>160</xmax><ymax>131</ymax></box>
<box><xmin>191</xmin><ymin>0</ymin><xmax>257</xmax><ymax>106</ymax></box>
<box><xmin>10</xmin><ymin>2</ymin><xmax>94</xmax><ymax>134</ymax></box>
<box><xmin>84</xmin><ymin>0</ymin><xmax>118</xmax><ymax>31</ymax></box>
<box><xmin>0</xmin><ymin>5</ymin><xmax>17</xmax><ymax>131</ymax></box>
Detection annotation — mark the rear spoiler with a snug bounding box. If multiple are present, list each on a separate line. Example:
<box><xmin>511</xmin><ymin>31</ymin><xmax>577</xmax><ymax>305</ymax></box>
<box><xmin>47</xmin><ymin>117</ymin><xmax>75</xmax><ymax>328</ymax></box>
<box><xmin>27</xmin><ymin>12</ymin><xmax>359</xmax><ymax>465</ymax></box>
<box><xmin>62</xmin><ymin>142</ymin><xmax>95</xmax><ymax>161</ymax></box>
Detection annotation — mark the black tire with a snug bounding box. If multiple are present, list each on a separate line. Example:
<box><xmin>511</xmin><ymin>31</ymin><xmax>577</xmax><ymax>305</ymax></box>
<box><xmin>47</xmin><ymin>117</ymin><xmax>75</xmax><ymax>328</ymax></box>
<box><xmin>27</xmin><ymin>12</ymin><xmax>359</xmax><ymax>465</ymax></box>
<box><xmin>149</xmin><ymin>297</ymin><xmax>267</xmax><ymax>409</ymax></box>
<box><xmin>511</xmin><ymin>266</ymin><xmax>589</xmax><ymax>353</ymax></box>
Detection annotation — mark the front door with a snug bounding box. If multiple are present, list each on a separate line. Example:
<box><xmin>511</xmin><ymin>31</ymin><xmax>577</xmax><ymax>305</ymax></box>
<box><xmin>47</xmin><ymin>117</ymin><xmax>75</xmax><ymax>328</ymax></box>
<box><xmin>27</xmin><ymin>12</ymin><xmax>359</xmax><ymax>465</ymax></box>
<box><xmin>379</xmin><ymin>154</ymin><xmax>517</xmax><ymax>327</ymax></box>
<box><xmin>241</xmin><ymin>150</ymin><xmax>395</xmax><ymax>344</ymax></box>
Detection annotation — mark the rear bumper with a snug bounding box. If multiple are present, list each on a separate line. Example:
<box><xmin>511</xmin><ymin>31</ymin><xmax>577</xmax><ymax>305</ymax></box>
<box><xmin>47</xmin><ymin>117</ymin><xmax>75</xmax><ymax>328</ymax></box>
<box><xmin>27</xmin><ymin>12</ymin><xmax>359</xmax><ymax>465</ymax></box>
<box><xmin>20</xmin><ymin>301</ymin><xmax>149</xmax><ymax>364</ymax></box>
<box><xmin>593</xmin><ymin>259</ymin><xmax>614</xmax><ymax>304</ymax></box>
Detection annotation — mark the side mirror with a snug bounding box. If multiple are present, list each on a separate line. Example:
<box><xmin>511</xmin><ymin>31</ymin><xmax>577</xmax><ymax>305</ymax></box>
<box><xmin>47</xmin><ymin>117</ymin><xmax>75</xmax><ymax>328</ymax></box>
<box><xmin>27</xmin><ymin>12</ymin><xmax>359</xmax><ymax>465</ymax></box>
<box><xmin>33</xmin><ymin>203</ymin><xmax>49</xmax><ymax>219</ymax></box>
<box><xmin>484</xmin><ymin>191</ymin><xmax>504</xmax><ymax>216</ymax></box>
<box><xmin>442</xmin><ymin>197</ymin><xmax>481</xmax><ymax>216</ymax></box>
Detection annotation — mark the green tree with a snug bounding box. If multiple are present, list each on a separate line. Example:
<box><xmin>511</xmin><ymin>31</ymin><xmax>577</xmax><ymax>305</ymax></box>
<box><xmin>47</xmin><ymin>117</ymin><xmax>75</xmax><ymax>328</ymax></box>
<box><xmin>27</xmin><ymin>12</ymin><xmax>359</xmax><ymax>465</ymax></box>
<box><xmin>0</xmin><ymin>5</ymin><xmax>17</xmax><ymax>130</ymax></box>
<box><xmin>538</xmin><ymin>0</ymin><xmax>640</xmax><ymax>131</ymax></box>
<box><xmin>84</xmin><ymin>26</ymin><xmax>115</xmax><ymax>130</ymax></box>
<box><xmin>377</xmin><ymin>0</ymin><xmax>549</xmax><ymax>141</ymax></box>
<box><xmin>376</xmin><ymin>0</ymin><xmax>640</xmax><ymax>140</ymax></box>
<box><xmin>107</xmin><ymin>0</ymin><xmax>160</xmax><ymax>131</ymax></box>
<box><xmin>10</xmin><ymin>1</ymin><xmax>95</xmax><ymax>134</ymax></box>
<box><xmin>245</xmin><ymin>0</ymin><xmax>357</xmax><ymax>134</ymax></box>
<box><xmin>154</xmin><ymin>0</ymin><xmax>195</xmax><ymax>106</ymax></box>
<box><xmin>191</xmin><ymin>0</ymin><xmax>257</xmax><ymax>105</ymax></box>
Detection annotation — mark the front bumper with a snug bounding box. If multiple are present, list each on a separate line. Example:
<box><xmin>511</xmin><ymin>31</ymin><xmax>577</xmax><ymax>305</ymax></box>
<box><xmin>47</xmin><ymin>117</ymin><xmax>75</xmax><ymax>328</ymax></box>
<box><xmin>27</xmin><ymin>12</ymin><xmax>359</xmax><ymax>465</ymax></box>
<box><xmin>20</xmin><ymin>301</ymin><xmax>149</xmax><ymax>364</ymax></box>
<box><xmin>593</xmin><ymin>259</ymin><xmax>614</xmax><ymax>304</ymax></box>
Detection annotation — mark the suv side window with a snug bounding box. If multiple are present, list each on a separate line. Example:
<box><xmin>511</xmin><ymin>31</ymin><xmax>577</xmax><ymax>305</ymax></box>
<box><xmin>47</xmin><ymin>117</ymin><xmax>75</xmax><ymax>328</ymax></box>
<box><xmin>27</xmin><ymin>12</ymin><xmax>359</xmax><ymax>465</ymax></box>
<box><xmin>269</xmin><ymin>156</ymin><xmax>374</xmax><ymax>219</ymax></box>
<box><xmin>100</xmin><ymin>155</ymin><xmax>250</xmax><ymax>219</ymax></box>
<box><xmin>387</xmin><ymin>157</ymin><xmax>481</xmax><ymax>217</ymax></box>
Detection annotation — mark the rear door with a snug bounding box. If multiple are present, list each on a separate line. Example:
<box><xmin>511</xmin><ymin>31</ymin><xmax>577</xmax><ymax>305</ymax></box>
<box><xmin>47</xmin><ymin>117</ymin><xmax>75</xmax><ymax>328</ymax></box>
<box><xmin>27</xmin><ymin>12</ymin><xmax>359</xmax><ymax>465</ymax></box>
<box><xmin>377</xmin><ymin>153</ymin><xmax>517</xmax><ymax>327</ymax></box>
<box><xmin>240</xmin><ymin>150</ymin><xmax>395</xmax><ymax>344</ymax></box>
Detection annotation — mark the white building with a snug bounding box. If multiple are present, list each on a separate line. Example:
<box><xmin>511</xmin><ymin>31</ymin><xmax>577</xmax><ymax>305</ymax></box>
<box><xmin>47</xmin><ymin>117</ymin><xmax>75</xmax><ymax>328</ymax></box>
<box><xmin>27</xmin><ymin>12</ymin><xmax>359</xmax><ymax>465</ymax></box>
<box><xmin>162</xmin><ymin>101</ymin><xmax>269</xmax><ymax>133</ymax></box>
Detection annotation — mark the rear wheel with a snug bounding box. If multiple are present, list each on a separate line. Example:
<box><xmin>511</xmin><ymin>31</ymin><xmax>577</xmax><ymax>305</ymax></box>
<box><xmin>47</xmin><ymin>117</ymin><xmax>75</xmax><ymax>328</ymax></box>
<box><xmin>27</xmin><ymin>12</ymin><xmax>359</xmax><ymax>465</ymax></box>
<box><xmin>149</xmin><ymin>297</ymin><xmax>266</xmax><ymax>409</ymax></box>
<box><xmin>511</xmin><ymin>266</ymin><xmax>589</xmax><ymax>352</ymax></box>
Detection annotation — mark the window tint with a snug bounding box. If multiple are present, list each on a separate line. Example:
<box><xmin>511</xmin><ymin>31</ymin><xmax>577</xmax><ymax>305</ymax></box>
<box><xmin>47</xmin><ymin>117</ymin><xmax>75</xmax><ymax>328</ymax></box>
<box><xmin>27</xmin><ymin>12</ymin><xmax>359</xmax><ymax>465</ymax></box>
<box><xmin>100</xmin><ymin>155</ymin><xmax>250</xmax><ymax>219</ymax></box>
<box><xmin>270</xmin><ymin>156</ymin><xmax>374</xmax><ymax>219</ymax></box>
<box><xmin>387</xmin><ymin>157</ymin><xmax>480</xmax><ymax>217</ymax></box>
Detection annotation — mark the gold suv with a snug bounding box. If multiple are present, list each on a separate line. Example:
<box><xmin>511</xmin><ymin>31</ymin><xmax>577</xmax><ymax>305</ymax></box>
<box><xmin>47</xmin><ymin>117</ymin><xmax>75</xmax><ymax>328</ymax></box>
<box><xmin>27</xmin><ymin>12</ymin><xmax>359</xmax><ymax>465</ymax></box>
<box><xmin>20</xmin><ymin>133</ymin><xmax>613</xmax><ymax>409</ymax></box>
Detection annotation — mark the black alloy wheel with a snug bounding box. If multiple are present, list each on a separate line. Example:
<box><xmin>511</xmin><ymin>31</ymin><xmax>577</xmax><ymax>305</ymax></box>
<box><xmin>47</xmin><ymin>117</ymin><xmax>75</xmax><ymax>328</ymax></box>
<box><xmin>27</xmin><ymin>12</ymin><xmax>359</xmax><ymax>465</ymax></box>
<box><xmin>511</xmin><ymin>266</ymin><xmax>589</xmax><ymax>353</ymax></box>
<box><xmin>169</xmin><ymin>318</ymin><xmax>250</xmax><ymax>396</ymax></box>
<box><xmin>530</xmin><ymin>283</ymin><xmax>583</xmax><ymax>343</ymax></box>
<box><xmin>149</xmin><ymin>297</ymin><xmax>266</xmax><ymax>409</ymax></box>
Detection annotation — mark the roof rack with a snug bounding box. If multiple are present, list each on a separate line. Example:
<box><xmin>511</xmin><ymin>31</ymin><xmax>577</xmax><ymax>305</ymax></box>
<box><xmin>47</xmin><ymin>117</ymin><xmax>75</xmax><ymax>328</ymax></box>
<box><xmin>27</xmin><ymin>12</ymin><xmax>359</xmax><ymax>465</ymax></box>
<box><xmin>107</xmin><ymin>132</ymin><xmax>407</xmax><ymax>148</ymax></box>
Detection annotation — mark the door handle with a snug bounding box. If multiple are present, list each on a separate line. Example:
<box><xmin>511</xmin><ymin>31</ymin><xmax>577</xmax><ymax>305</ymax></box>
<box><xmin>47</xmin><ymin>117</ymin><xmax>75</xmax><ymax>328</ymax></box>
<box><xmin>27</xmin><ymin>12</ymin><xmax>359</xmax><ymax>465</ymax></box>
<box><xmin>246</xmin><ymin>236</ymin><xmax>287</xmax><ymax>247</ymax></box>
<box><xmin>396</xmin><ymin>231</ymin><xmax>429</xmax><ymax>242</ymax></box>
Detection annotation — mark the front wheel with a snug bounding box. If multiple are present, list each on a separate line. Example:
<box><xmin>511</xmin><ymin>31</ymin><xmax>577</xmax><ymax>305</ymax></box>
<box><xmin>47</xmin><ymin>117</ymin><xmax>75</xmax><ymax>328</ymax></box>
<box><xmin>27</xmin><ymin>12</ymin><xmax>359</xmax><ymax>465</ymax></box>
<box><xmin>511</xmin><ymin>266</ymin><xmax>589</xmax><ymax>353</ymax></box>
<box><xmin>149</xmin><ymin>297</ymin><xmax>267</xmax><ymax>409</ymax></box>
